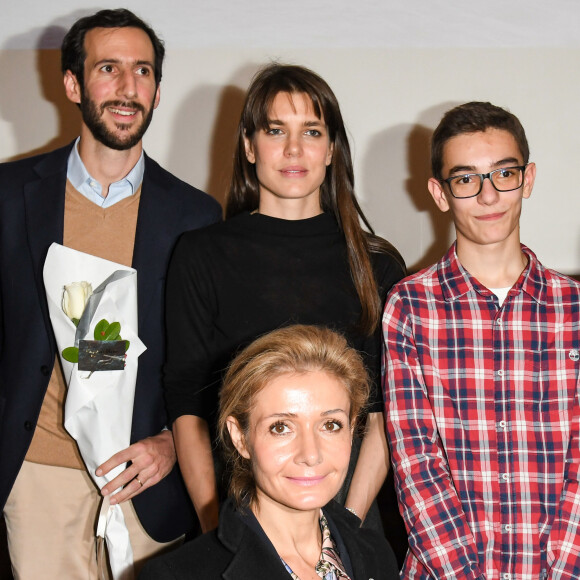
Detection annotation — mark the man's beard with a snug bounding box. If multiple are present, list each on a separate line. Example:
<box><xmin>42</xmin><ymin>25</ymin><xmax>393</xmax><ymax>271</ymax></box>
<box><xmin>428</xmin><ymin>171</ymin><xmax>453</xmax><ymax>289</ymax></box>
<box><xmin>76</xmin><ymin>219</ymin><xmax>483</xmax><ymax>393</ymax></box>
<box><xmin>80</xmin><ymin>89</ymin><xmax>155</xmax><ymax>151</ymax></box>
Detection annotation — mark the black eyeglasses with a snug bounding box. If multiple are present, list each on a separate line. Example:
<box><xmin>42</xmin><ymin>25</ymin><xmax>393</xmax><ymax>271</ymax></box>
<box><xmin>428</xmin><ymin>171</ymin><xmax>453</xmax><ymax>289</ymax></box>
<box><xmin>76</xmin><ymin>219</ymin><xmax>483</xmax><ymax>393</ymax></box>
<box><xmin>442</xmin><ymin>165</ymin><xmax>528</xmax><ymax>199</ymax></box>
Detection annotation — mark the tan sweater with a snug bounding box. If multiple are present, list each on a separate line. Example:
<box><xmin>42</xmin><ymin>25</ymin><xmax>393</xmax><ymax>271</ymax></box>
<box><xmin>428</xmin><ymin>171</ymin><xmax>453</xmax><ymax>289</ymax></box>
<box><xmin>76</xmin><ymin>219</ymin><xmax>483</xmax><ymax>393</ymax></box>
<box><xmin>26</xmin><ymin>180</ymin><xmax>142</xmax><ymax>469</ymax></box>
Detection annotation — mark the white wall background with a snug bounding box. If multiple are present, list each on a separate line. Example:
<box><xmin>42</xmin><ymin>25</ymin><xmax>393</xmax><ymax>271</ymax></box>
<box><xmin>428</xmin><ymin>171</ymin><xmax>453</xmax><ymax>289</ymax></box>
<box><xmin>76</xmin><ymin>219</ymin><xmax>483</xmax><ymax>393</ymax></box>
<box><xmin>2</xmin><ymin>1</ymin><xmax>579</xmax><ymax>273</ymax></box>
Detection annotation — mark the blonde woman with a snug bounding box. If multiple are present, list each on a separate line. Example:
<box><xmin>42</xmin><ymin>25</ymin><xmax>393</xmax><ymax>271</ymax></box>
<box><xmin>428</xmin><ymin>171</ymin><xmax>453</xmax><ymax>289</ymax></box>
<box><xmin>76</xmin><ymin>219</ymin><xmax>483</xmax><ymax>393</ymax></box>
<box><xmin>143</xmin><ymin>325</ymin><xmax>399</xmax><ymax>579</ymax></box>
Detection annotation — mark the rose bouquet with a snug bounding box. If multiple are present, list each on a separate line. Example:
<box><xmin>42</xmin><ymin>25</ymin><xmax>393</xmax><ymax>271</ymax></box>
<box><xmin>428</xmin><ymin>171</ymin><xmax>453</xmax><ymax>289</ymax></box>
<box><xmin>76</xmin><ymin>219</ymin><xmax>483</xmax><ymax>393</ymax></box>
<box><xmin>61</xmin><ymin>281</ymin><xmax>130</xmax><ymax>370</ymax></box>
<box><xmin>43</xmin><ymin>243</ymin><xmax>146</xmax><ymax>580</ymax></box>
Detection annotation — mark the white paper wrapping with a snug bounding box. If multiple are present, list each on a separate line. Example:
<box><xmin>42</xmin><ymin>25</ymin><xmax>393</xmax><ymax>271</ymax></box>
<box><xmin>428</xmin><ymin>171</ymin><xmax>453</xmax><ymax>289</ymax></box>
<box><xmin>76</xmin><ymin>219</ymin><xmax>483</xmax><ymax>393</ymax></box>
<box><xmin>43</xmin><ymin>243</ymin><xmax>147</xmax><ymax>580</ymax></box>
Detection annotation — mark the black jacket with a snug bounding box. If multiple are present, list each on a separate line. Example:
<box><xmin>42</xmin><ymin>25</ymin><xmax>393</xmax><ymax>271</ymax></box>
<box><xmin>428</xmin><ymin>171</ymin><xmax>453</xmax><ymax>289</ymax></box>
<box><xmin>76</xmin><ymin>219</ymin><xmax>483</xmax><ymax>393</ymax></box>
<box><xmin>139</xmin><ymin>498</ymin><xmax>399</xmax><ymax>579</ymax></box>
<box><xmin>0</xmin><ymin>142</ymin><xmax>222</xmax><ymax>541</ymax></box>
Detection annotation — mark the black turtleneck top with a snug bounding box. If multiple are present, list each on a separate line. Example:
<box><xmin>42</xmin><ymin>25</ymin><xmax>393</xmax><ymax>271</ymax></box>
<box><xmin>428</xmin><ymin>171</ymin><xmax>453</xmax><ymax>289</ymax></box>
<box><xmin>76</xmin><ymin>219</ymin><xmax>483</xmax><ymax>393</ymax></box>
<box><xmin>164</xmin><ymin>211</ymin><xmax>405</xmax><ymax>424</ymax></box>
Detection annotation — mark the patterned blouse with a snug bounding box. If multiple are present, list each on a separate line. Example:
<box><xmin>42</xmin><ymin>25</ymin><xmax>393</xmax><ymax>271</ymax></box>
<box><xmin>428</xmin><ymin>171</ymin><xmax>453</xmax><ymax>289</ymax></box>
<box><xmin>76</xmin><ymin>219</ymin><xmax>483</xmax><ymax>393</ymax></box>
<box><xmin>281</xmin><ymin>512</ymin><xmax>351</xmax><ymax>580</ymax></box>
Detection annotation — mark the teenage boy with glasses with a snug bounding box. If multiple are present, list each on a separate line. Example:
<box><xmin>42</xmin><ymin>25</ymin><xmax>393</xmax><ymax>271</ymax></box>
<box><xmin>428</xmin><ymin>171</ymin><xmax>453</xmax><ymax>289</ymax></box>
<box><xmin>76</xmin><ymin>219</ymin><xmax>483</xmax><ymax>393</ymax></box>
<box><xmin>383</xmin><ymin>101</ymin><xmax>580</xmax><ymax>579</ymax></box>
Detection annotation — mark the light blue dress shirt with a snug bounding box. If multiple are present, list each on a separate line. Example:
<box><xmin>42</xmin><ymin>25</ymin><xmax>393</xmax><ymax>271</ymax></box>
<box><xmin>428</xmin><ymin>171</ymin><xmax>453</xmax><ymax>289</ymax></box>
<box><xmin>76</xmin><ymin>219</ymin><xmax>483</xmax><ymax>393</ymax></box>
<box><xmin>66</xmin><ymin>137</ymin><xmax>145</xmax><ymax>208</ymax></box>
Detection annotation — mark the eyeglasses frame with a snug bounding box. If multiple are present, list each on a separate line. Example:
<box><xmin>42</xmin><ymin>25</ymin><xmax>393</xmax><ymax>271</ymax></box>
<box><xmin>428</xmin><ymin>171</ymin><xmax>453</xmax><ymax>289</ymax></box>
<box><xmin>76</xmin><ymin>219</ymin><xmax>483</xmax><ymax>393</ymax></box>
<box><xmin>441</xmin><ymin>164</ymin><xmax>529</xmax><ymax>199</ymax></box>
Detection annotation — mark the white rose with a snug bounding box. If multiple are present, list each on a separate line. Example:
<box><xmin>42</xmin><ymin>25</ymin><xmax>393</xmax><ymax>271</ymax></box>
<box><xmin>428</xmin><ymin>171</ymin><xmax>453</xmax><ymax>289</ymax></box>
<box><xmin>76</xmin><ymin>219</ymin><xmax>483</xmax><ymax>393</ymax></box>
<box><xmin>62</xmin><ymin>281</ymin><xmax>93</xmax><ymax>321</ymax></box>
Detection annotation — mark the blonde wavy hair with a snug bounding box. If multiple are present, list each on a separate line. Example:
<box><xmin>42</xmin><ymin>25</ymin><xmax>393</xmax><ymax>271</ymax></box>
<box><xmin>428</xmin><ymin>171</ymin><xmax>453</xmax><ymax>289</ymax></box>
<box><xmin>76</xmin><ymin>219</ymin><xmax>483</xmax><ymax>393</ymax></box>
<box><xmin>218</xmin><ymin>324</ymin><xmax>370</xmax><ymax>508</ymax></box>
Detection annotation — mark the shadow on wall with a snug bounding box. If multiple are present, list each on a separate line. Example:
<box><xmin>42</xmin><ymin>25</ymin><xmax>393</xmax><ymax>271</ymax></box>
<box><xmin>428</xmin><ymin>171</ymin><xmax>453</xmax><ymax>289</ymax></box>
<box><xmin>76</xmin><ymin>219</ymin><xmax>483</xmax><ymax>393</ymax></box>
<box><xmin>361</xmin><ymin>103</ymin><xmax>458</xmax><ymax>273</ymax></box>
<box><xmin>0</xmin><ymin>18</ymin><xmax>85</xmax><ymax>161</ymax></box>
<box><xmin>404</xmin><ymin>121</ymin><xmax>453</xmax><ymax>273</ymax></box>
<box><xmin>166</xmin><ymin>64</ymin><xmax>258</xmax><ymax>208</ymax></box>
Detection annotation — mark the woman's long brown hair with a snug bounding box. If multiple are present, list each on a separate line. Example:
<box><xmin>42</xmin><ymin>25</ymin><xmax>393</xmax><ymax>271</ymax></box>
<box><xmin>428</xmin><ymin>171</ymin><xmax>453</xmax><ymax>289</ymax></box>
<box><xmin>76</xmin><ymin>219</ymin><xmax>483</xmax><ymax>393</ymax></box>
<box><xmin>226</xmin><ymin>63</ymin><xmax>404</xmax><ymax>335</ymax></box>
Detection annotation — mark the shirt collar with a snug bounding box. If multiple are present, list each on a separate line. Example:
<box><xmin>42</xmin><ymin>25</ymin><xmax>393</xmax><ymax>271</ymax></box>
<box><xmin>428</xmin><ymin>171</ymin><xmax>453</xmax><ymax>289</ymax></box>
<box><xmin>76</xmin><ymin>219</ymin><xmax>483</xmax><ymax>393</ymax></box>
<box><xmin>438</xmin><ymin>242</ymin><xmax>546</xmax><ymax>305</ymax></box>
<box><xmin>66</xmin><ymin>136</ymin><xmax>145</xmax><ymax>198</ymax></box>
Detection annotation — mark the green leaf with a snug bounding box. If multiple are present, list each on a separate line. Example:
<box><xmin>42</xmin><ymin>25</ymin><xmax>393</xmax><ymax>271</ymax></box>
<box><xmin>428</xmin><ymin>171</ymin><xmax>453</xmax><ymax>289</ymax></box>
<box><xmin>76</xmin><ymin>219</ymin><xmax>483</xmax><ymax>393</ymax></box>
<box><xmin>62</xmin><ymin>347</ymin><xmax>79</xmax><ymax>363</ymax></box>
<box><xmin>125</xmin><ymin>340</ymin><xmax>130</xmax><ymax>352</ymax></box>
<box><xmin>71</xmin><ymin>318</ymin><xmax>80</xmax><ymax>327</ymax></box>
<box><xmin>103</xmin><ymin>322</ymin><xmax>121</xmax><ymax>340</ymax></box>
<box><xmin>94</xmin><ymin>319</ymin><xmax>109</xmax><ymax>341</ymax></box>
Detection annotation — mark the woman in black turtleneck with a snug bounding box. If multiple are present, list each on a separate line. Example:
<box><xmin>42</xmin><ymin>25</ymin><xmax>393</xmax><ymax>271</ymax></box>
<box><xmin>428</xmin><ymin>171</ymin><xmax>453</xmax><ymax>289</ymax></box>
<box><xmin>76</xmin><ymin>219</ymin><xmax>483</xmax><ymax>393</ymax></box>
<box><xmin>164</xmin><ymin>63</ymin><xmax>405</xmax><ymax>539</ymax></box>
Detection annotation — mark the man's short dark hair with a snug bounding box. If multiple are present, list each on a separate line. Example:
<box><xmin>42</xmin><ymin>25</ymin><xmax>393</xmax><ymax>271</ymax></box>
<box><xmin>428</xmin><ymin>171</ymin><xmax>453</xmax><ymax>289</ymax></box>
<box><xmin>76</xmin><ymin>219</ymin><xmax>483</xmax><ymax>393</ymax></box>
<box><xmin>431</xmin><ymin>101</ymin><xmax>530</xmax><ymax>180</ymax></box>
<box><xmin>61</xmin><ymin>8</ymin><xmax>165</xmax><ymax>90</ymax></box>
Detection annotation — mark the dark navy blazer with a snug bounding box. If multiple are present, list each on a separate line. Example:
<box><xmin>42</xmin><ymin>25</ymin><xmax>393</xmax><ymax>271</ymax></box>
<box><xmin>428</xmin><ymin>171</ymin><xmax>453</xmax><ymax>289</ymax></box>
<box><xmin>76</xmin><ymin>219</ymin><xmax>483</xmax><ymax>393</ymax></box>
<box><xmin>139</xmin><ymin>498</ymin><xmax>400</xmax><ymax>579</ymax></box>
<box><xmin>0</xmin><ymin>142</ymin><xmax>222</xmax><ymax>541</ymax></box>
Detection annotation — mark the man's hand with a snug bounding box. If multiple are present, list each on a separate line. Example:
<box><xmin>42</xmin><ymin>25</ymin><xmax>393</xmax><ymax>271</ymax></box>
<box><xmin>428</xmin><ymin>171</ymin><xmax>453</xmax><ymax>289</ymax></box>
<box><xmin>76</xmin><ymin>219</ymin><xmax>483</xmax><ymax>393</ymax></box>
<box><xmin>96</xmin><ymin>430</ymin><xmax>176</xmax><ymax>504</ymax></box>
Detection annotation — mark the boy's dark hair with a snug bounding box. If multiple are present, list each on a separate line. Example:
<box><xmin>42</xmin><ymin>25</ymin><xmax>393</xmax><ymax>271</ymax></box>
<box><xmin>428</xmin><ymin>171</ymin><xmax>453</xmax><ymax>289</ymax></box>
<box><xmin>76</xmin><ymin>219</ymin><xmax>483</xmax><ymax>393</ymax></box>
<box><xmin>61</xmin><ymin>8</ymin><xmax>165</xmax><ymax>89</ymax></box>
<box><xmin>431</xmin><ymin>101</ymin><xmax>529</xmax><ymax>180</ymax></box>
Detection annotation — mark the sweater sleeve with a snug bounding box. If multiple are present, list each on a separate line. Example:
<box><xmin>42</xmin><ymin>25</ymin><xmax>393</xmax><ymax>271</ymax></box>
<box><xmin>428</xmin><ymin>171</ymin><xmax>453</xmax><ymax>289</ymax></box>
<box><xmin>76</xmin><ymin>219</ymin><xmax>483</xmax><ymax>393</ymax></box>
<box><xmin>164</xmin><ymin>231</ymin><xmax>219</xmax><ymax>424</ymax></box>
<box><xmin>362</xmin><ymin>253</ymin><xmax>406</xmax><ymax>413</ymax></box>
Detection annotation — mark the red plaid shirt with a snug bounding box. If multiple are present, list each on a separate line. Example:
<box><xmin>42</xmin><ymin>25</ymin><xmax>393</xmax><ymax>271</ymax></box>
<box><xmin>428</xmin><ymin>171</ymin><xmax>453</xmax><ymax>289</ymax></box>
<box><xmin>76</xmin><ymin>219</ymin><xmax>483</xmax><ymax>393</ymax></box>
<box><xmin>383</xmin><ymin>244</ymin><xmax>580</xmax><ymax>580</ymax></box>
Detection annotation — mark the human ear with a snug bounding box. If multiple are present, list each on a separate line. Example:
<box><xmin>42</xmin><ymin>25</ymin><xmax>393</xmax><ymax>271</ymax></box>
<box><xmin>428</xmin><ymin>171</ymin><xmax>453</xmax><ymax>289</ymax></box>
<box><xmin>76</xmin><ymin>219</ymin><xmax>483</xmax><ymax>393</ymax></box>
<box><xmin>522</xmin><ymin>162</ymin><xmax>536</xmax><ymax>200</ymax></box>
<box><xmin>153</xmin><ymin>84</ymin><xmax>161</xmax><ymax>110</ymax></box>
<box><xmin>63</xmin><ymin>70</ymin><xmax>81</xmax><ymax>105</ymax></box>
<box><xmin>226</xmin><ymin>417</ymin><xmax>251</xmax><ymax>460</ymax></box>
<box><xmin>244</xmin><ymin>133</ymin><xmax>255</xmax><ymax>164</ymax></box>
<box><xmin>428</xmin><ymin>177</ymin><xmax>450</xmax><ymax>213</ymax></box>
<box><xmin>326</xmin><ymin>142</ymin><xmax>334</xmax><ymax>166</ymax></box>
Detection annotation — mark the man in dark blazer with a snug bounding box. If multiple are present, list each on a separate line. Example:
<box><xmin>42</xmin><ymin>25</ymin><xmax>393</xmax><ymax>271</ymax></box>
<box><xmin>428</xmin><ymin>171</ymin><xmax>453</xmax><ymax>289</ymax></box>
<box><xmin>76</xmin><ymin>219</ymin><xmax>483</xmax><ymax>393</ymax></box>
<box><xmin>0</xmin><ymin>9</ymin><xmax>221</xmax><ymax>578</ymax></box>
